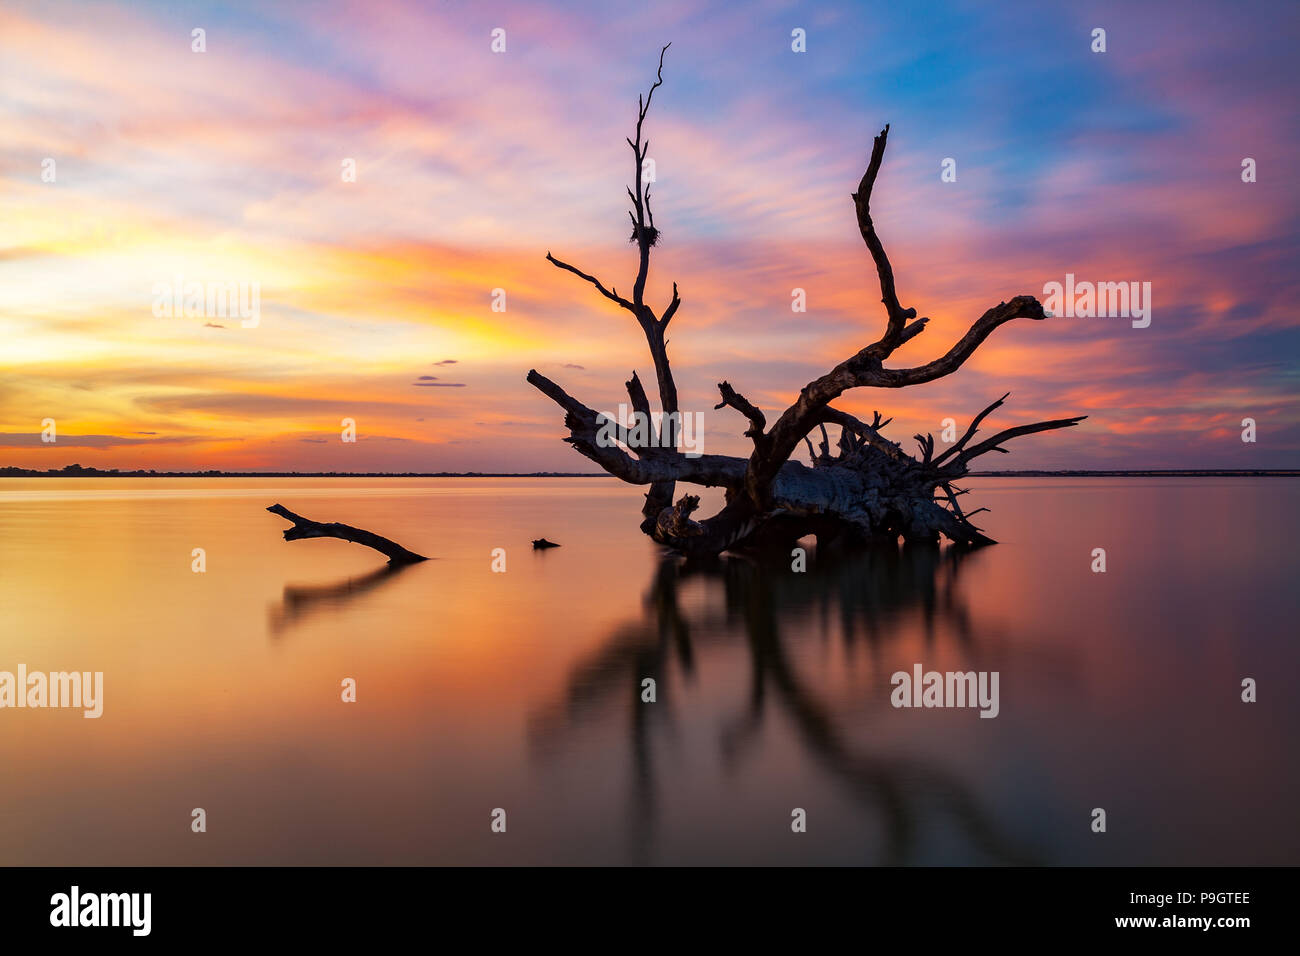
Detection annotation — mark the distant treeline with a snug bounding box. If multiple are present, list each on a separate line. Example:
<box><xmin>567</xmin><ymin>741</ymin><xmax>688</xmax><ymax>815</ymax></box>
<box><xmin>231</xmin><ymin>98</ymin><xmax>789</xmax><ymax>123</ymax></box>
<box><xmin>969</xmin><ymin>469</ymin><xmax>1300</xmax><ymax>477</ymax></box>
<box><xmin>2</xmin><ymin>464</ymin><xmax>1297</xmax><ymax>478</ymax></box>
<box><xmin>0</xmin><ymin>464</ymin><xmax>608</xmax><ymax>478</ymax></box>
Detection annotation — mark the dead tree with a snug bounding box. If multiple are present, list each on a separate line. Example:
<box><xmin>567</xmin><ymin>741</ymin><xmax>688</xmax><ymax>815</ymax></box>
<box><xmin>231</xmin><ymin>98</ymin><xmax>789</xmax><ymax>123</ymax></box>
<box><xmin>267</xmin><ymin>503</ymin><xmax>427</xmax><ymax>564</ymax></box>
<box><xmin>529</xmin><ymin>47</ymin><xmax>1084</xmax><ymax>556</ymax></box>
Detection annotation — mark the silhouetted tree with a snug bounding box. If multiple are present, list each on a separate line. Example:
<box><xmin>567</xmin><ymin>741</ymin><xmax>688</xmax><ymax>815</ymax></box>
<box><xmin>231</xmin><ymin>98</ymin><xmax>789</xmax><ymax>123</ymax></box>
<box><xmin>529</xmin><ymin>47</ymin><xmax>1084</xmax><ymax>556</ymax></box>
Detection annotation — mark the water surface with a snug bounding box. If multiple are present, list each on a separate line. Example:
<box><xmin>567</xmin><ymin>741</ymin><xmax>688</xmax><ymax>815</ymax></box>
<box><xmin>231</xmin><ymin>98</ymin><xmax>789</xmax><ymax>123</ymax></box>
<box><xmin>0</xmin><ymin>477</ymin><xmax>1295</xmax><ymax>865</ymax></box>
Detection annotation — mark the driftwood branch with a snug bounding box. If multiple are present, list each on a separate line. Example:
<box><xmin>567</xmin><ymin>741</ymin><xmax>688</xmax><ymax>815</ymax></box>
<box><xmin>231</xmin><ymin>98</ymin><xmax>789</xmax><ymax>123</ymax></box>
<box><xmin>934</xmin><ymin>392</ymin><xmax>1010</xmax><ymax>466</ymax></box>
<box><xmin>751</xmin><ymin>295</ymin><xmax>1047</xmax><ymax>496</ymax></box>
<box><xmin>267</xmin><ymin>504</ymin><xmax>428</xmax><ymax>565</ymax></box>
<box><xmin>853</xmin><ymin>123</ymin><xmax>916</xmax><ymax>353</ymax></box>
<box><xmin>714</xmin><ymin>381</ymin><xmax>766</xmax><ymax>442</ymax></box>
<box><xmin>526</xmin><ymin>369</ymin><xmax>746</xmax><ymax>487</ymax></box>
<box><xmin>945</xmin><ymin>415</ymin><xmax>1087</xmax><ymax>470</ymax></box>
<box><xmin>545</xmin><ymin>253</ymin><xmax>636</xmax><ymax>315</ymax></box>
<box><xmin>818</xmin><ymin>407</ymin><xmax>906</xmax><ymax>461</ymax></box>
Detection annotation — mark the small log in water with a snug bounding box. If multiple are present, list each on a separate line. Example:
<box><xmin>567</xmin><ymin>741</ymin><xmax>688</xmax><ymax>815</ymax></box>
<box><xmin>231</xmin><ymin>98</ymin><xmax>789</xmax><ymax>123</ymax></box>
<box><xmin>267</xmin><ymin>503</ymin><xmax>427</xmax><ymax>564</ymax></box>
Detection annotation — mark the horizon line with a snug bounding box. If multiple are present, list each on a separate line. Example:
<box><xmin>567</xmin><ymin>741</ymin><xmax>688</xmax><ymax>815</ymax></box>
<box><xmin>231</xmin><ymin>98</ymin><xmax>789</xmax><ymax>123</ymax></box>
<box><xmin>2</xmin><ymin>466</ymin><xmax>1298</xmax><ymax>479</ymax></box>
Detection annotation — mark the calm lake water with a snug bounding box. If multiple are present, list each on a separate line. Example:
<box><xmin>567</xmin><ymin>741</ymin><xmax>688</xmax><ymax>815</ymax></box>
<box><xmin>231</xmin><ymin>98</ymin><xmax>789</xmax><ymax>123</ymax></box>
<box><xmin>0</xmin><ymin>477</ymin><xmax>1296</xmax><ymax>865</ymax></box>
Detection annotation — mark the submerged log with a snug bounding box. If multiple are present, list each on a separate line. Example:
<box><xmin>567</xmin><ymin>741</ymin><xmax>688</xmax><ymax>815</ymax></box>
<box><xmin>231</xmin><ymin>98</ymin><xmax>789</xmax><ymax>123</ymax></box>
<box><xmin>529</xmin><ymin>50</ymin><xmax>1084</xmax><ymax>556</ymax></box>
<box><xmin>267</xmin><ymin>503</ymin><xmax>427</xmax><ymax>564</ymax></box>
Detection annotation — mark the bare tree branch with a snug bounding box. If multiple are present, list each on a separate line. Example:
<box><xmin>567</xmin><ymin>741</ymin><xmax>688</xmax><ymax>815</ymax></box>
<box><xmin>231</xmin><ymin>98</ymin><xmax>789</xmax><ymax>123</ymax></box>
<box><xmin>715</xmin><ymin>381</ymin><xmax>767</xmax><ymax>442</ymax></box>
<box><xmin>527</xmin><ymin>369</ymin><xmax>744</xmax><ymax>487</ymax></box>
<box><xmin>875</xmin><ymin>296</ymin><xmax>1047</xmax><ymax>388</ymax></box>
<box><xmin>545</xmin><ymin>252</ymin><xmax>637</xmax><ymax>315</ymax></box>
<box><xmin>817</xmin><ymin>407</ymin><xmax>907</xmax><ymax>461</ymax></box>
<box><xmin>934</xmin><ymin>392</ymin><xmax>1010</xmax><ymax>466</ymax></box>
<box><xmin>946</xmin><ymin>415</ymin><xmax>1087</xmax><ymax>470</ymax></box>
<box><xmin>661</xmin><ymin>281</ymin><xmax>681</xmax><ymax>328</ymax></box>
<box><xmin>630</xmin><ymin>43</ymin><xmax>671</xmax><ymax>312</ymax></box>
<box><xmin>853</xmin><ymin>124</ymin><xmax>916</xmax><ymax>354</ymax></box>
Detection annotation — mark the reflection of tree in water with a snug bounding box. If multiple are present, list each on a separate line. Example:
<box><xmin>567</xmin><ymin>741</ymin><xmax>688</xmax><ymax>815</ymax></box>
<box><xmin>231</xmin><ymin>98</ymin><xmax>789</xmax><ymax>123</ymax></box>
<box><xmin>268</xmin><ymin>563</ymin><xmax>408</xmax><ymax>636</ymax></box>
<box><xmin>529</xmin><ymin>544</ymin><xmax>1041</xmax><ymax>865</ymax></box>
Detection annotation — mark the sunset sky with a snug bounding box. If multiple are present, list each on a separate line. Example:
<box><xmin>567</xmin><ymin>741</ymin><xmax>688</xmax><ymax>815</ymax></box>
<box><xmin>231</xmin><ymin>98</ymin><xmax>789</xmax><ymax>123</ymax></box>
<box><xmin>2</xmin><ymin>0</ymin><xmax>1297</xmax><ymax>472</ymax></box>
